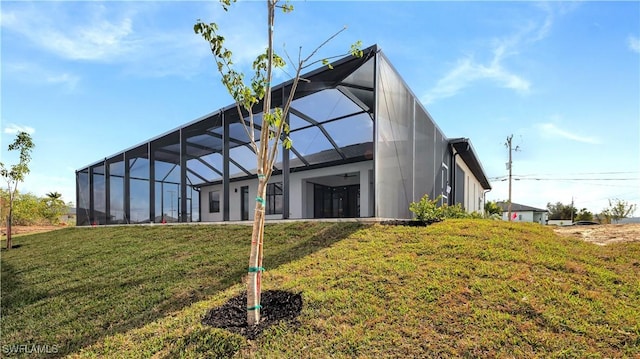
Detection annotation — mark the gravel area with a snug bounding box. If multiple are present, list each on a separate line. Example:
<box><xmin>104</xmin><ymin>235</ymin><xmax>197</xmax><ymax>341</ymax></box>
<box><xmin>553</xmin><ymin>223</ymin><xmax>640</xmax><ymax>245</ymax></box>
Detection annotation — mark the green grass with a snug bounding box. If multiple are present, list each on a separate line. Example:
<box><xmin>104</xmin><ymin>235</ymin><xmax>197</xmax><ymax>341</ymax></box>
<box><xmin>0</xmin><ymin>222</ymin><xmax>362</xmax><ymax>358</ymax></box>
<box><xmin>2</xmin><ymin>220</ymin><xmax>639</xmax><ymax>358</ymax></box>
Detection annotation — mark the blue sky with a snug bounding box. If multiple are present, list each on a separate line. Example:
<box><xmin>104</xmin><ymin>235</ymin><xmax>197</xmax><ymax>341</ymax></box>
<box><xmin>1</xmin><ymin>1</ymin><xmax>638</xmax><ymax>215</ymax></box>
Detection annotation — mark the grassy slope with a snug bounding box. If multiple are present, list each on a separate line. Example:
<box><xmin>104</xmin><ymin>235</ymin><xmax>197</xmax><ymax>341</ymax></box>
<box><xmin>1</xmin><ymin>222</ymin><xmax>362</xmax><ymax>358</ymax></box>
<box><xmin>2</xmin><ymin>221</ymin><xmax>639</xmax><ymax>358</ymax></box>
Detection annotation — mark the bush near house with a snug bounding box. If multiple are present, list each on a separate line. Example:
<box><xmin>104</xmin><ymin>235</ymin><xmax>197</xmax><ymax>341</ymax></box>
<box><xmin>409</xmin><ymin>194</ymin><xmax>483</xmax><ymax>222</ymax></box>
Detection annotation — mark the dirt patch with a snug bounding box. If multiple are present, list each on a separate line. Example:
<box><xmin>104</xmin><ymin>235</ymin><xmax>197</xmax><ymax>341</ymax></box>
<box><xmin>553</xmin><ymin>223</ymin><xmax>640</xmax><ymax>245</ymax></box>
<box><xmin>1</xmin><ymin>225</ymin><xmax>64</xmax><ymax>237</ymax></box>
<box><xmin>201</xmin><ymin>290</ymin><xmax>302</xmax><ymax>340</ymax></box>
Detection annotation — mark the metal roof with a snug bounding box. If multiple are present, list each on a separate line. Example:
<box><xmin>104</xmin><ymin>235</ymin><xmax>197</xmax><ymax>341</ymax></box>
<box><xmin>496</xmin><ymin>201</ymin><xmax>547</xmax><ymax>213</ymax></box>
<box><xmin>449</xmin><ymin>138</ymin><xmax>492</xmax><ymax>190</ymax></box>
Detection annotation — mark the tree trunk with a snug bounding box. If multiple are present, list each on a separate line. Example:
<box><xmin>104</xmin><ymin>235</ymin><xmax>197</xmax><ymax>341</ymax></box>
<box><xmin>247</xmin><ymin>178</ymin><xmax>267</xmax><ymax>326</ymax></box>
<box><xmin>6</xmin><ymin>212</ymin><xmax>12</xmax><ymax>250</ymax></box>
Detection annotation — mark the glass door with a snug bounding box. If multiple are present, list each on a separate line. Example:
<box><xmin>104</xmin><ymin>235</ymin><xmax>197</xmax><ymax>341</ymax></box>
<box><xmin>241</xmin><ymin>186</ymin><xmax>249</xmax><ymax>220</ymax></box>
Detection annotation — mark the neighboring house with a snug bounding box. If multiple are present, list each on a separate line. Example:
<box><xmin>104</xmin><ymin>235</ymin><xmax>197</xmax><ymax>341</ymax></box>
<box><xmin>76</xmin><ymin>45</ymin><xmax>491</xmax><ymax>225</ymax></box>
<box><xmin>496</xmin><ymin>202</ymin><xmax>548</xmax><ymax>224</ymax></box>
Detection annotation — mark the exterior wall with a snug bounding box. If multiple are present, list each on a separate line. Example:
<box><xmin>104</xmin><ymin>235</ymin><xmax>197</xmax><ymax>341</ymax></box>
<box><xmin>375</xmin><ymin>53</ymin><xmax>451</xmax><ymax>219</ymax></box>
<box><xmin>502</xmin><ymin>211</ymin><xmax>548</xmax><ymax>224</ymax></box>
<box><xmin>532</xmin><ymin>212</ymin><xmax>547</xmax><ymax>224</ymax></box>
<box><xmin>200</xmin><ymin>161</ymin><xmax>373</xmax><ymax>221</ymax></box>
<box><xmin>502</xmin><ymin>211</ymin><xmax>535</xmax><ymax>222</ymax></box>
<box><xmin>453</xmin><ymin>153</ymin><xmax>484</xmax><ymax>213</ymax></box>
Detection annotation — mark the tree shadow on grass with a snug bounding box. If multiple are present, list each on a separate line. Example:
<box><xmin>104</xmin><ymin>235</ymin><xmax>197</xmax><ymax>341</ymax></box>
<box><xmin>1</xmin><ymin>222</ymin><xmax>365</xmax><ymax>358</ymax></box>
<box><xmin>1</xmin><ymin>261</ymin><xmax>48</xmax><ymax>317</ymax></box>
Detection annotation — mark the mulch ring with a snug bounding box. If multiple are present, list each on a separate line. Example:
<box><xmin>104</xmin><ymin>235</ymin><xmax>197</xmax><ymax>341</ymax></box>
<box><xmin>201</xmin><ymin>290</ymin><xmax>302</xmax><ymax>340</ymax></box>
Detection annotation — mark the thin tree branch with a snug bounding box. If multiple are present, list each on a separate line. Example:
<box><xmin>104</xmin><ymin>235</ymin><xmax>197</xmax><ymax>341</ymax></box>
<box><xmin>301</xmin><ymin>51</ymin><xmax>353</xmax><ymax>70</ymax></box>
<box><xmin>302</xmin><ymin>26</ymin><xmax>347</xmax><ymax>64</ymax></box>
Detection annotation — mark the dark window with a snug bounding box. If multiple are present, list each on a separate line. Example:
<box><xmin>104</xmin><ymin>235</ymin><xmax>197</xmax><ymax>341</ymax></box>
<box><xmin>241</xmin><ymin>186</ymin><xmax>249</xmax><ymax>220</ymax></box>
<box><xmin>266</xmin><ymin>182</ymin><xmax>283</xmax><ymax>215</ymax></box>
<box><xmin>313</xmin><ymin>184</ymin><xmax>359</xmax><ymax>218</ymax></box>
<box><xmin>209</xmin><ymin>191</ymin><xmax>220</xmax><ymax>213</ymax></box>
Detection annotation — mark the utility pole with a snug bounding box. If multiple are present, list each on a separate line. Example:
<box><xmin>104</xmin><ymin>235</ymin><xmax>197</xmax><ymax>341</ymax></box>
<box><xmin>505</xmin><ymin>135</ymin><xmax>520</xmax><ymax>221</ymax></box>
<box><xmin>571</xmin><ymin>196</ymin><xmax>574</xmax><ymax>223</ymax></box>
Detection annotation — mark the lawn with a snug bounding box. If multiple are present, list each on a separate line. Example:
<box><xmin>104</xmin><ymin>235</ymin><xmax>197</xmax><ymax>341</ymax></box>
<box><xmin>2</xmin><ymin>220</ymin><xmax>639</xmax><ymax>358</ymax></box>
<box><xmin>1</xmin><ymin>222</ymin><xmax>362</xmax><ymax>358</ymax></box>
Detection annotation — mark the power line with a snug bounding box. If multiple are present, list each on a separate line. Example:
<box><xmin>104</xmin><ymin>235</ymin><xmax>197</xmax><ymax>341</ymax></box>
<box><xmin>490</xmin><ymin>177</ymin><xmax>639</xmax><ymax>181</ymax></box>
<box><xmin>489</xmin><ymin>171</ymin><xmax>639</xmax><ymax>180</ymax></box>
<box><xmin>519</xmin><ymin>178</ymin><xmax>637</xmax><ymax>181</ymax></box>
<box><xmin>517</xmin><ymin>171</ymin><xmax>638</xmax><ymax>176</ymax></box>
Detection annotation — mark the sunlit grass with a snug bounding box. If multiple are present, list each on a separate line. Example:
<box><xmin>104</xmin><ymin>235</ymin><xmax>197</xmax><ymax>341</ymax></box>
<box><xmin>2</xmin><ymin>220</ymin><xmax>638</xmax><ymax>358</ymax></box>
<box><xmin>1</xmin><ymin>222</ymin><xmax>362</xmax><ymax>358</ymax></box>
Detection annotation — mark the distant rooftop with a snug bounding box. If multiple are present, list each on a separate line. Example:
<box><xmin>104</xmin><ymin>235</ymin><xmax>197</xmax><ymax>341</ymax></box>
<box><xmin>496</xmin><ymin>202</ymin><xmax>547</xmax><ymax>213</ymax></box>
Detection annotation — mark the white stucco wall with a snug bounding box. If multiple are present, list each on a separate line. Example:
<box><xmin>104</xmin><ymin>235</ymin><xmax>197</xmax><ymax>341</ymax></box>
<box><xmin>454</xmin><ymin>154</ymin><xmax>485</xmax><ymax>213</ymax></box>
<box><xmin>200</xmin><ymin>161</ymin><xmax>373</xmax><ymax>222</ymax></box>
<box><xmin>502</xmin><ymin>211</ymin><xmax>535</xmax><ymax>222</ymax></box>
<box><xmin>502</xmin><ymin>211</ymin><xmax>548</xmax><ymax>224</ymax></box>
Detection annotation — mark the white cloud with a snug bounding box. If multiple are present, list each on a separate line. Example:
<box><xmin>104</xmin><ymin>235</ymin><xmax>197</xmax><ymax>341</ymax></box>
<box><xmin>4</xmin><ymin>62</ymin><xmax>80</xmax><ymax>90</ymax></box>
<box><xmin>4</xmin><ymin>123</ymin><xmax>36</xmax><ymax>135</ymax></box>
<box><xmin>0</xmin><ymin>1</ymin><xmax>277</xmax><ymax>80</ymax></box>
<box><xmin>537</xmin><ymin>122</ymin><xmax>600</xmax><ymax>145</ymax></box>
<box><xmin>48</xmin><ymin>18</ymin><xmax>136</xmax><ymax>61</ymax></box>
<box><xmin>45</xmin><ymin>73</ymin><xmax>80</xmax><ymax>89</ymax></box>
<box><xmin>422</xmin><ymin>4</ymin><xmax>569</xmax><ymax>105</ymax></box>
<box><xmin>627</xmin><ymin>35</ymin><xmax>640</xmax><ymax>53</ymax></box>
<box><xmin>1</xmin><ymin>4</ymin><xmax>137</xmax><ymax>62</ymax></box>
<box><xmin>1</xmin><ymin>3</ymin><xmax>200</xmax><ymax>77</ymax></box>
<box><xmin>423</xmin><ymin>51</ymin><xmax>530</xmax><ymax>104</ymax></box>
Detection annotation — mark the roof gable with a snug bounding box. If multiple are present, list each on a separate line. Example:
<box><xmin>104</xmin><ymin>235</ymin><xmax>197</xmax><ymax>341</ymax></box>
<box><xmin>496</xmin><ymin>202</ymin><xmax>547</xmax><ymax>213</ymax></box>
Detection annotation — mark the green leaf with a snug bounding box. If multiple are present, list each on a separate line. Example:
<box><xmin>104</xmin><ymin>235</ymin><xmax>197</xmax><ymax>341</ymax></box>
<box><xmin>282</xmin><ymin>3</ymin><xmax>294</xmax><ymax>13</ymax></box>
<box><xmin>219</xmin><ymin>0</ymin><xmax>236</xmax><ymax>11</ymax></box>
<box><xmin>350</xmin><ymin>40</ymin><xmax>364</xmax><ymax>58</ymax></box>
<box><xmin>282</xmin><ymin>137</ymin><xmax>292</xmax><ymax>149</ymax></box>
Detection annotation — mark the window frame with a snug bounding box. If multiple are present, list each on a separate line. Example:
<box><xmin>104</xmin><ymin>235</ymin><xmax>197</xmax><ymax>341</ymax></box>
<box><xmin>209</xmin><ymin>191</ymin><xmax>220</xmax><ymax>213</ymax></box>
<box><xmin>266</xmin><ymin>182</ymin><xmax>283</xmax><ymax>215</ymax></box>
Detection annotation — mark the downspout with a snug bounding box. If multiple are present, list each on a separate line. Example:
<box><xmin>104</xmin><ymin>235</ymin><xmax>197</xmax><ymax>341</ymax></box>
<box><xmin>483</xmin><ymin>189</ymin><xmax>491</xmax><ymax>217</ymax></box>
<box><xmin>449</xmin><ymin>144</ymin><xmax>459</xmax><ymax>207</ymax></box>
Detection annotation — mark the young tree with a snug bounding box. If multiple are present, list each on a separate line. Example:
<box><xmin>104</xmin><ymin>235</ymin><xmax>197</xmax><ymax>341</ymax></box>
<box><xmin>41</xmin><ymin>192</ymin><xmax>67</xmax><ymax>225</ymax></box>
<box><xmin>195</xmin><ymin>0</ymin><xmax>361</xmax><ymax>326</ymax></box>
<box><xmin>546</xmin><ymin>201</ymin><xmax>576</xmax><ymax>220</ymax></box>
<box><xmin>595</xmin><ymin>209</ymin><xmax>612</xmax><ymax>224</ymax></box>
<box><xmin>607</xmin><ymin>199</ymin><xmax>636</xmax><ymax>223</ymax></box>
<box><xmin>484</xmin><ymin>200</ymin><xmax>502</xmax><ymax>217</ymax></box>
<box><xmin>575</xmin><ymin>208</ymin><xmax>594</xmax><ymax>222</ymax></box>
<box><xmin>0</xmin><ymin>131</ymin><xmax>35</xmax><ymax>249</ymax></box>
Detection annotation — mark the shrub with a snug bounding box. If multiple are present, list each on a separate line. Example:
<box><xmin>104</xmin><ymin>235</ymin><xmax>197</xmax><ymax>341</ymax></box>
<box><xmin>440</xmin><ymin>203</ymin><xmax>468</xmax><ymax>219</ymax></box>
<box><xmin>409</xmin><ymin>195</ymin><xmax>487</xmax><ymax>222</ymax></box>
<box><xmin>409</xmin><ymin>195</ymin><xmax>443</xmax><ymax>223</ymax></box>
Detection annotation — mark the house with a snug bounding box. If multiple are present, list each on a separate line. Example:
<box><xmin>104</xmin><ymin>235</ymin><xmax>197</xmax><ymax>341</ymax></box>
<box><xmin>496</xmin><ymin>202</ymin><xmax>548</xmax><ymax>224</ymax></box>
<box><xmin>75</xmin><ymin>45</ymin><xmax>491</xmax><ymax>225</ymax></box>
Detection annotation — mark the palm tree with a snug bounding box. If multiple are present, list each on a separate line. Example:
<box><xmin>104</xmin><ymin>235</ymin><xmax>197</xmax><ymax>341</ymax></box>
<box><xmin>46</xmin><ymin>192</ymin><xmax>62</xmax><ymax>200</ymax></box>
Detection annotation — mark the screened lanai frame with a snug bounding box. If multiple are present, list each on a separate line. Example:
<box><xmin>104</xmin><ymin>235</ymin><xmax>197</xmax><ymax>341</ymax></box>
<box><xmin>77</xmin><ymin>46</ymin><xmax>377</xmax><ymax>225</ymax></box>
<box><xmin>76</xmin><ymin>44</ymin><xmax>490</xmax><ymax>225</ymax></box>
